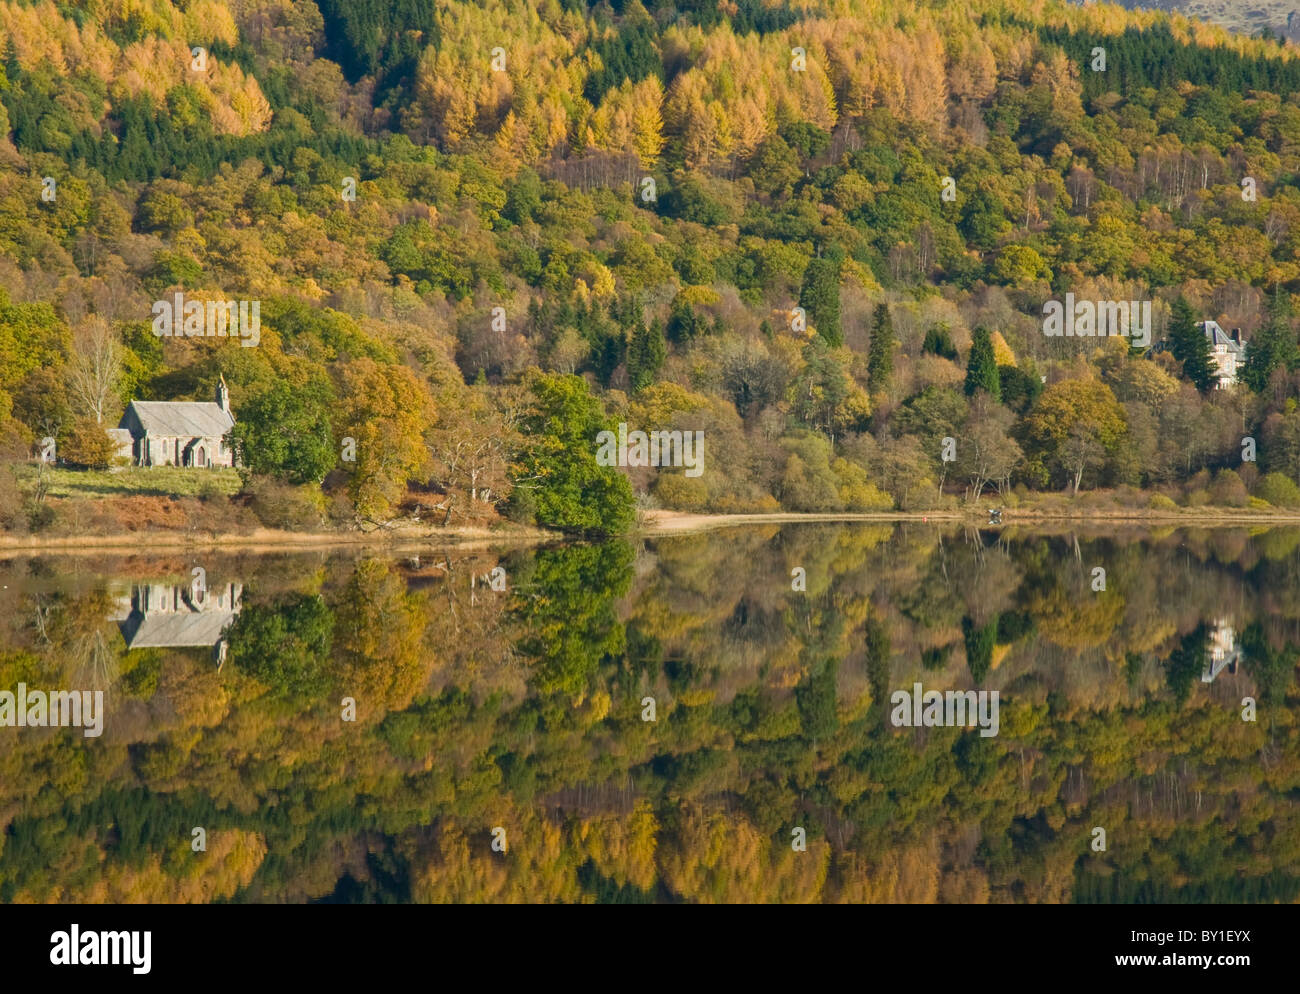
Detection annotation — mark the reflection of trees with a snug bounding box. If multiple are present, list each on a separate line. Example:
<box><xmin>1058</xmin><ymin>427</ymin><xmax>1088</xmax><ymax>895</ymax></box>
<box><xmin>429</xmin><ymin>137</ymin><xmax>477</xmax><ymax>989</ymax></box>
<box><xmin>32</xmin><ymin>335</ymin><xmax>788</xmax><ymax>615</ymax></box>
<box><xmin>226</xmin><ymin>593</ymin><xmax>334</xmax><ymax>701</ymax></box>
<box><xmin>949</xmin><ymin>532</ymin><xmax>1021</xmax><ymax>625</ymax></box>
<box><xmin>1</xmin><ymin>527</ymin><xmax>1299</xmax><ymax>904</ymax></box>
<box><xmin>72</xmin><ymin>628</ymin><xmax>119</xmax><ymax>694</ymax></box>
<box><xmin>1027</xmin><ymin>583</ymin><xmax>1125</xmax><ymax>651</ymax></box>
<box><xmin>334</xmin><ymin>559</ymin><xmax>433</xmax><ymax>718</ymax></box>
<box><xmin>29</xmin><ymin>588</ymin><xmax>123</xmax><ymax>692</ymax></box>
<box><xmin>1239</xmin><ymin>621</ymin><xmax>1299</xmax><ymax>705</ymax></box>
<box><xmin>511</xmin><ymin>541</ymin><xmax>634</xmax><ymax>698</ymax></box>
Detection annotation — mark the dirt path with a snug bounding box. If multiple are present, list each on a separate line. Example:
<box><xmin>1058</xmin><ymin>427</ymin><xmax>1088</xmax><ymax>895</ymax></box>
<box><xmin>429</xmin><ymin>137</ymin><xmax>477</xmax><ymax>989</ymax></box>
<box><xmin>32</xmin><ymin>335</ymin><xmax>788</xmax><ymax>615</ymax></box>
<box><xmin>638</xmin><ymin>507</ymin><xmax>1300</xmax><ymax>536</ymax></box>
<box><xmin>638</xmin><ymin>510</ymin><xmax>960</xmax><ymax>535</ymax></box>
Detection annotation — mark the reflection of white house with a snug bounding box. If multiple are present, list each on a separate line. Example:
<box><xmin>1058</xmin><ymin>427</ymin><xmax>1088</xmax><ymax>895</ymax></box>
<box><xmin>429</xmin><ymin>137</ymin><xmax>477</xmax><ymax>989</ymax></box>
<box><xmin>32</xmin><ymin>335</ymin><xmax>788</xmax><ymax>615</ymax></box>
<box><xmin>112</xmin><ymin>376</ymin><xmax>236</xmax><ymax>467</ymax></box>
<box><xmin>117</xmin><ymin>582</ymin><xmax>242</xmax><ymax>669</ymax></box>
<box><xmin>1196</xmin><ymin>321</ymin><xmax>1244</xmax><ymax>390</ymax></box>
<box><xmin>1203</xmin><ymin>618</ymin><xmax>1242</xmax><ymax>683</ymax></box>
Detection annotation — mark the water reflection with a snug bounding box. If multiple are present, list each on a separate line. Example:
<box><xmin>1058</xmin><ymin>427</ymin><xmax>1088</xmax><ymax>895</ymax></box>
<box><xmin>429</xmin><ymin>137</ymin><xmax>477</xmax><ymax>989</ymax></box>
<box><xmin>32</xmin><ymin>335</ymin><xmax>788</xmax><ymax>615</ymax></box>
<box><xmin>114</xmin><ymin>582</ymin><xmax>243</xmax><ymax>667</ymax></box>
<box><xmin>1203</xmin><ymin>618</ymin><xmax>1241</xmax><ymax>683</ymax></box>
<box><xmin>0</xmin><ymin>525</ymin><xmax>1296</xmax><ymax>904</ymax></box>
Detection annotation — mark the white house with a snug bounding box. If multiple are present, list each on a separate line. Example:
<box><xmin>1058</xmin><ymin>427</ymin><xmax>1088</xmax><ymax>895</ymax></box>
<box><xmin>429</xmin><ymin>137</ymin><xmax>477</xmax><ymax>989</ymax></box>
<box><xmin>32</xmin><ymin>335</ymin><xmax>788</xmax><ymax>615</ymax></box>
<box><xmin>1196</xmin><ymin>320</ymin><xmax>1244</xmax><ymax>389</ymax></box>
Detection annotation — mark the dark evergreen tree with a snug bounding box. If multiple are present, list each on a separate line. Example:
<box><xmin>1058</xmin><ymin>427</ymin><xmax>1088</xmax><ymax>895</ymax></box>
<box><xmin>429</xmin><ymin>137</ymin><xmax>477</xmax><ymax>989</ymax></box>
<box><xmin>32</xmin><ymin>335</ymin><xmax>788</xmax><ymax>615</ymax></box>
<box><xmin>667</xmin><ymin>299</ymin><xmax>704</xmax><ymax>343</ymax></box>
<box><xmin>867</xmin><ymin>303</ymin><xmax>896</xmax><ymax>391</ymax></box>
<box><xmin>1168</xmin><ymin>297</ymin><xmax>1216</xmax><ymax>393</ymax></box>
<box><xmin>922</xmin><ymin>323</ymin><xmax>959</xmax><ymax>360</ymax></box>
<box><xmin>626</xmin><ymin>320</ymin><xmax>666</xmax><ymax>392</ymax></box>
<box><xmin>998</xmin><ymin>364</ymin><xmax>1042</xmax><ymax>415</ymax></box>
<box><xmin>591</xmin><ymin>328</ymin><xmax>627</xmax><ymax>388</ymax></box>
<box><xmin>964</xmin><ymin>325</ymin><xmax>1001</xmax><ymax>400</ymax></box>
<box><xmin>799</xmin><ymin>253</ymin><xmax>842</xmax><ymax>347</ymax></box>
<box><xmin>1240</xmin><ymin>292</ymin><xmax>1298</xmax><ymax>392</ymax></box>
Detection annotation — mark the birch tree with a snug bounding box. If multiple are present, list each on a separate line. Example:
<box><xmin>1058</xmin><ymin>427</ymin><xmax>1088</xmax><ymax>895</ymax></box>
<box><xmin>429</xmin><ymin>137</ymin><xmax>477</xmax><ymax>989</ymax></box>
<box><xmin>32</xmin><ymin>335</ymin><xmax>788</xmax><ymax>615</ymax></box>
<box><xmin>65</xmin><ymin>316</ymin><xmax>122</xmax><ymax>425</ymax></box>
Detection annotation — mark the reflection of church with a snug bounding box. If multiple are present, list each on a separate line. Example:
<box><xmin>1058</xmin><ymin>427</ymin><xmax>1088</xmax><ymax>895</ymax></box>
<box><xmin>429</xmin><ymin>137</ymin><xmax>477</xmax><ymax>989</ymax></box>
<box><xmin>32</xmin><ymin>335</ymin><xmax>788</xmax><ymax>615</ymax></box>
<box><xmin>113</xmin><ymin>582</ymin><xmax>243</xmax><ymax>669</ymax></box>
<box><xmin>1203</xmin><ymin>618</ymin><xmax>1242</xmax><ymax>683</ymax></box>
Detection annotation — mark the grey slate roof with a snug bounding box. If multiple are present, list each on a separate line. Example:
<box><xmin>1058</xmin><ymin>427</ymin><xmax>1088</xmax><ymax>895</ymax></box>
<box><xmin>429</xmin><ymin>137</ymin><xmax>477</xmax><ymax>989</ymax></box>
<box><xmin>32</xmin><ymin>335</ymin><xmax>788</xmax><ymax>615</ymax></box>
<box><xmin>123</xmin><ymin>401</ymin><xmax>233</xmax><ymax>438</ymax></box>
<box><xmin>1198</xmin><ymin>320</ymin><xmax>1242</xmax><ymax>355</ymax></box>
<box><xmin>119</xmin><ymin>609</ymin><xmax>237</xmax><ymax>649</ymax></box>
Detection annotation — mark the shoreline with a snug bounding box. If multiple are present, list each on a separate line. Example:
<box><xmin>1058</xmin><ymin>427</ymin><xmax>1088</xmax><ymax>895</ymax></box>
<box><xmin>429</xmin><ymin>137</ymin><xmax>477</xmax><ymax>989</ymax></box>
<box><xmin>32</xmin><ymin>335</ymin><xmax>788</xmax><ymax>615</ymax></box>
<box><xmin>3</xmin><ymin>505</ymin><xmax>1300</xmax><ymax>553</ymax></box>
<box><xmin>0</xmin><ymin>524</ymin><xmax>563</xmax><ymax>555</ymax></box>
<box><xmin>639</xmin><ymin>507</ymin><xmax>1300</xmax><ymax>535</ymax></box>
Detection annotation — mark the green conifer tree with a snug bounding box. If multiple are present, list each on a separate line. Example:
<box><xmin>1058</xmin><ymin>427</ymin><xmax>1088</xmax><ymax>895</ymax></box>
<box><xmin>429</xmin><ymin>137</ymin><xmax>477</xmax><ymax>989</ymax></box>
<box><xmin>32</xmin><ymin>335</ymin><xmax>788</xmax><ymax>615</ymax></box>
<box><xmin>964</xmin><ymin>326</ymin><xmax>1001</xmax><ymax>400</ymax></box>
<box><xmin>867</xmin><ymin>303</ymin><xmax>897</xmax><ymax>391</ymax></box>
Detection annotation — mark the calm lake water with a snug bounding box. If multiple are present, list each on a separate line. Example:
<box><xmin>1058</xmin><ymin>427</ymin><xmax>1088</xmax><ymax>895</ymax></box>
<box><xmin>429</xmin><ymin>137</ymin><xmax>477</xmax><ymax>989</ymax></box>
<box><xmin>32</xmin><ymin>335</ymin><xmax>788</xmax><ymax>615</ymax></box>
<box><xmin>1</xmin><ymin>523</ymin><xmax>1297</xmax><ymax>903</ymax></box>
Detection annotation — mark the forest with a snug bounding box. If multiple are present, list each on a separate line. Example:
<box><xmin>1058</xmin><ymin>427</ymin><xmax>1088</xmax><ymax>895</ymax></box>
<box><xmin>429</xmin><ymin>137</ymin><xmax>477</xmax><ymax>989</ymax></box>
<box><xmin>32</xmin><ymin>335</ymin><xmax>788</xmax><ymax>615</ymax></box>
<box><xmin>3</xmin><ymin>1</ymin><xmax>1300</xmax><ymax>535</ymax></box>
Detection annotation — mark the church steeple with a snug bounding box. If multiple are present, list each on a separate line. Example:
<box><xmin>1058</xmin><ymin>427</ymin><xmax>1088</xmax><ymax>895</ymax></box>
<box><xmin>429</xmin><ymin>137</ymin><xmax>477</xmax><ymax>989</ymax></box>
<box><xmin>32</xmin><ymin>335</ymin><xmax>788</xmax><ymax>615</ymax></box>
<box><xmin>216</xmin><ymin>374</ymin><xmax>230</xmax><ymax>416</ymax></box>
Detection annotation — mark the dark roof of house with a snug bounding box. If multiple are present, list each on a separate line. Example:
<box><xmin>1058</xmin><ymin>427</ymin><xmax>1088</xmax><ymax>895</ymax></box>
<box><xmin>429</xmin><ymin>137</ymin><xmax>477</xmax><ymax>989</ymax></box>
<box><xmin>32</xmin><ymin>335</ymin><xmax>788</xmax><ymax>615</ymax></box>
<box><xmin>1197</xmin><ymin>320</ymin><xmax>1243</xmax><ymax>354</ymax></box>
<box><xmin>121</xmin><ymin>401</ymin><xmax>233</xmax><ymax>438</ymax></box>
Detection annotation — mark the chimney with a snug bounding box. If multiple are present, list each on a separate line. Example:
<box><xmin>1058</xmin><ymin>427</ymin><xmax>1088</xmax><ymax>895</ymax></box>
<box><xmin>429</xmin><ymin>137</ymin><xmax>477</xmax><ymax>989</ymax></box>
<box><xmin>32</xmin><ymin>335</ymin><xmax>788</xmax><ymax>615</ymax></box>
<box><xmin>1231</xmin><ymin>328</ymin><xmax>1241</xmax><ymax>345</ymax></box>
<box><xmin>216</xmin><ymin>374</ymin><xmax>230</xmax><ymax>416</ymax></box>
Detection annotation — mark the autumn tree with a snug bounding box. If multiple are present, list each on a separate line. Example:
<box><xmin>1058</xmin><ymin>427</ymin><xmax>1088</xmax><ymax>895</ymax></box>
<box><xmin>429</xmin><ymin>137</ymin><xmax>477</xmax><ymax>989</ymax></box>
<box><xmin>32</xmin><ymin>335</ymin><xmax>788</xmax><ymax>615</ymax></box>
<box><xmin>1021</xmin><ymin>379</ymin><xmax>1127</xmax><ymax>494</ymax></box>
<box><xmin>65</xmin><ymin>316</ymin><xmax>122</xmax><ymax>425</ymax></box>
<box><xmin>335</xmin><ymin>359</ymin><xmax>436</xmax><ymax>522</ymax></box>
<box><xmin>61</xmin><ymin>417</ymin><xmax>117</xmax><ymax>469</ymax></box>
<box><xmin>427</xmin><ymin>385</ymin><xmax>518</xmax><ymax>518</ymax></box>
<box><xmin>957</xmin><ymin>395</ymin><xmax>1022</xmax><ymax>500</ymax></box>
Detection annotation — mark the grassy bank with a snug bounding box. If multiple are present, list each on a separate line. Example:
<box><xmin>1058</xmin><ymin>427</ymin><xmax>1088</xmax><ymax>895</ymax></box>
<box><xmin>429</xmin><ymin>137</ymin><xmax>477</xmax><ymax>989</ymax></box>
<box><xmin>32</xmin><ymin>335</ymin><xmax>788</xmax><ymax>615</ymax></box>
<box><xmin>16</xmin><ymin>465</ymin><xmax>243</xmax><ymax>498</ymax></box>
<box><xmin>9</xmin><ymin>468</ymin><xmax>1300</xmax><ymax>551</ymax></box>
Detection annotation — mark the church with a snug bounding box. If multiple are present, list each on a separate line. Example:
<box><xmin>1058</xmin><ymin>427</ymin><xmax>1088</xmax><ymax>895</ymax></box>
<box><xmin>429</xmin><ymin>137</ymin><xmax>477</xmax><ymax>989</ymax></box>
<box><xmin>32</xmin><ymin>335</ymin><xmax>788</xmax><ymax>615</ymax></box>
<box><xmin>111</xmin><ymin>376</ymin><xmax>237</xmax><ymax>468</ymax></box>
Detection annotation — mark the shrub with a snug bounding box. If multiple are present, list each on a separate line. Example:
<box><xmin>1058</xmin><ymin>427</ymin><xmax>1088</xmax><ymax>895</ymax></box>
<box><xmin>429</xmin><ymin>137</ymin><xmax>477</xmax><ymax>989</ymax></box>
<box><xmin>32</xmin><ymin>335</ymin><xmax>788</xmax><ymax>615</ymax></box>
<box><xmin>502</xmin><ymin>484</ymin><xmax>538</xmax><ymax>525</ymax></box>
<box><xmin>27</xmin><ymin>501</ymin><xmax>55</xmax><ymax>531</ymax></box>
<box><xmin>1239</xmin><ymin>462</ymin><xmax>1259</xmax><ymax>491</ymax></box>
<box><xmin>1209</xmin><ymin>469</ymin><xmax>1249</xmax><ymax>508</ymax></box>
<box><xmin>654</xmin><ymin>473</ymin><xmax>710</xmax><ymax>512</ymax></box>
<box><xmin>0</xmin><ymin>466</ymin><xmax>23</xmax><ymax>530</ymax></box>
<box><xmin>1254</xmin><ymin>472</ymin><xmax>1300</xmax><ymax>509</ymax></box>
<box><xmin>326</xmin><ymin>489</ymin><xmax>357</xmax><ymax>527</ymax></box>
<box><xmin>712</xmin><ymin>493</ymin><xmax>781</xmax><ymax>513</ymax></box>
<box><xmin>832</xmin><ymin>458</ymin><xmax>893</xmax><ymax>510</ymax></box>
<box><xmin>61</xmin><ymin>418</ymin><xmax>117</xmax><ymax>469</ymax></box>
<box><xmin>1148</xmin><ymin>493</ymin><xmax>1179</xmax><ymax>511</ymax></box>
<box><xmin>246</xmin><ymin>478</ymin><xmax>324</xmax><ymax>530</ymax></box>
<box><xmin>197</xmin><ymin>476</ymin><xmax>228</xmax><ymax>502</ymax></box>
<box><xmin>1182</xmin><ymin>468</ymin><xmax>1211</xmax><ymax>500</ymax></box>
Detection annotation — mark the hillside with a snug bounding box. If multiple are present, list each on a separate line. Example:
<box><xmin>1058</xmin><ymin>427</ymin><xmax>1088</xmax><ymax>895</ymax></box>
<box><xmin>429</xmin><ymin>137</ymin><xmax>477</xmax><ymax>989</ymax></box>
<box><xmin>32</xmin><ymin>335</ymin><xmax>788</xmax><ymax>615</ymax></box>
<box><xmin>1113</xmin><ymin>0</ymin><xmax>1300</xmax><ymax>42</ymax></box>
<box><xmin>4</xmin><ymin>0</ymin><xmax>1300</xmax><ymax>536</ymax></box>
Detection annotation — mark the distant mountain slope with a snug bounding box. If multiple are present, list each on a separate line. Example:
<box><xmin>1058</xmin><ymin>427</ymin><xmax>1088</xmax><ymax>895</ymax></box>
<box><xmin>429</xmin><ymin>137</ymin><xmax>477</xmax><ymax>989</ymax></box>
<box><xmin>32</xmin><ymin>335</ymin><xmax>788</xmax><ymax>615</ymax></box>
<box><xmin>1111</xmin><ymin>0</ymin><xmax>1300</xmax><ymax>40</ymax></box>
